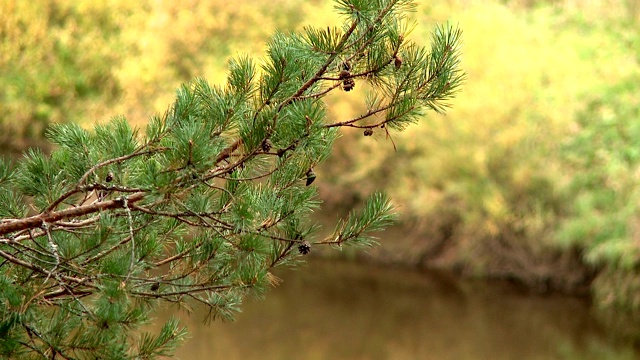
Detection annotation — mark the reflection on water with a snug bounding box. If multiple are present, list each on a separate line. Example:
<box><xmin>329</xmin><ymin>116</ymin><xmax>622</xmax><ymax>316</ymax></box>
<box><xmin>157</xmin><ymin>259</ymin><xmax>638</xmax><ymax>360</ymax></box>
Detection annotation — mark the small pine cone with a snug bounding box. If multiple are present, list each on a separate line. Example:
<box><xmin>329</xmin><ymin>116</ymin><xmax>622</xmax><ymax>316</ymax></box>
<box><xmin>364</xmin><ymin>128</ymin><xmax>373</xmax><ymax>136</ymax></box>
<box><xmin>305</xmin><ymin>168</ymin><xmax>317</xmax><ymax>186</ymax></box>
<box><xmin>262</xmin><ymin>139</ymin><xmax>272</xmax><ymax>152</ymax></box>
<box><xmin>339</xmin><ymin>70</ymin><xmax>351</xmax><ymax>80</ymax></box>
<box><xmin>298</xmin><ymin>241</ymin><xmax>311</xmax><ymax>255</ymax></box>
<box><xmin>394</xmin><ymin>55</ymin><xmax>402</xmax><ymax>70</ymax></box>
<box><xmin>342</xmin><ymin>78</ymin><xmax>355</xmax><ymax>92</ymax></box>
<box><xmin>105</xmin><ymin>172</ymin><xmax>114</xmax><ymax>183</ymax></box>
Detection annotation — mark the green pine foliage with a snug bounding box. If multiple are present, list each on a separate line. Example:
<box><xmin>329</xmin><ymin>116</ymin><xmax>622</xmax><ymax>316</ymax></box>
<box><xmin>0</xmin><ymin>0</ymin><xmax>462</xmax><ymax>358</ymax></box>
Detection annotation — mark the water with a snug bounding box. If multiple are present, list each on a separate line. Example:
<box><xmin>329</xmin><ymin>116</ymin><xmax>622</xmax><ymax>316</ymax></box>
<box><xmin>157</xmin><ymin>259</ymin><xmax>639</xmax><ymax>359</ymax></box>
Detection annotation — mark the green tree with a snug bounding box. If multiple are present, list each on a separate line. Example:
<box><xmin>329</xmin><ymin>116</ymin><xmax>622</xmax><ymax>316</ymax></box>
<box><xmin>559</xmin><ymin>75</ymin><xmax>640</xmax><ymax>314</ymax></box>
<box><xmin>0</xmin><ymin>0</ymin><xmax>463</xmax><ymax>358</ymax></box>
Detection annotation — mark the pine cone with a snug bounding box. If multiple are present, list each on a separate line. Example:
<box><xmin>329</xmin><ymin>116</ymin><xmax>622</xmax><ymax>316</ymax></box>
<box><xmin>298</xmin><ymin>241</ymin><xmax>311</xmax><ymax>255</ymax></box>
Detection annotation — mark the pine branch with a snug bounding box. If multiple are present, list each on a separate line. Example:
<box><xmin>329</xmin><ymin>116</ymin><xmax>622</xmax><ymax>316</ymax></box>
<box><xmin>0</xmin><ymin>1</ymin><xmax>463</xmax><ymax>357</ymax></box>
<box><xmin>0</xmin><ymin>192</ymin><xmax>146</xmax><ymax>236</ymax></box>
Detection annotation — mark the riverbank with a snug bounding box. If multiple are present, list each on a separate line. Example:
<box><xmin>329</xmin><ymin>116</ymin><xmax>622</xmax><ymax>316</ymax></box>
<box><xmin>313</xmin><ymin>182</ymin><xmax>640</xmax><ymax>343</ymax></box>
<box><xmin>315</xmin><ymin>183</ymin><xmax>592</xmax><ymax>293</ymax></box>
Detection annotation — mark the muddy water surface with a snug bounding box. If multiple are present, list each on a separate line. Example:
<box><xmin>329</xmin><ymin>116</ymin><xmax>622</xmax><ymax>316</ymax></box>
<box><xmin>157</xmin><ymin>259</ymin><xmax>639</xmax><ymax>359</ymax></box>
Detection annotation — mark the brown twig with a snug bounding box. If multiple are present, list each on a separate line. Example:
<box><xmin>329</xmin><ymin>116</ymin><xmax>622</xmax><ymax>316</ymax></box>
<box><xmin>0</xmin><ymin>192</ymin><xmax>146</xmax><ymax>236</ymax></box>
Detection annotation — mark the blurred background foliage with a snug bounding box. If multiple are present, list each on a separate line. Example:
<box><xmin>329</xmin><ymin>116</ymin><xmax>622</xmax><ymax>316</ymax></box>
<box><xmin>1</xmin><ymin>0</ymin><xmax>640</xmax><ymax>317</ymax></box>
